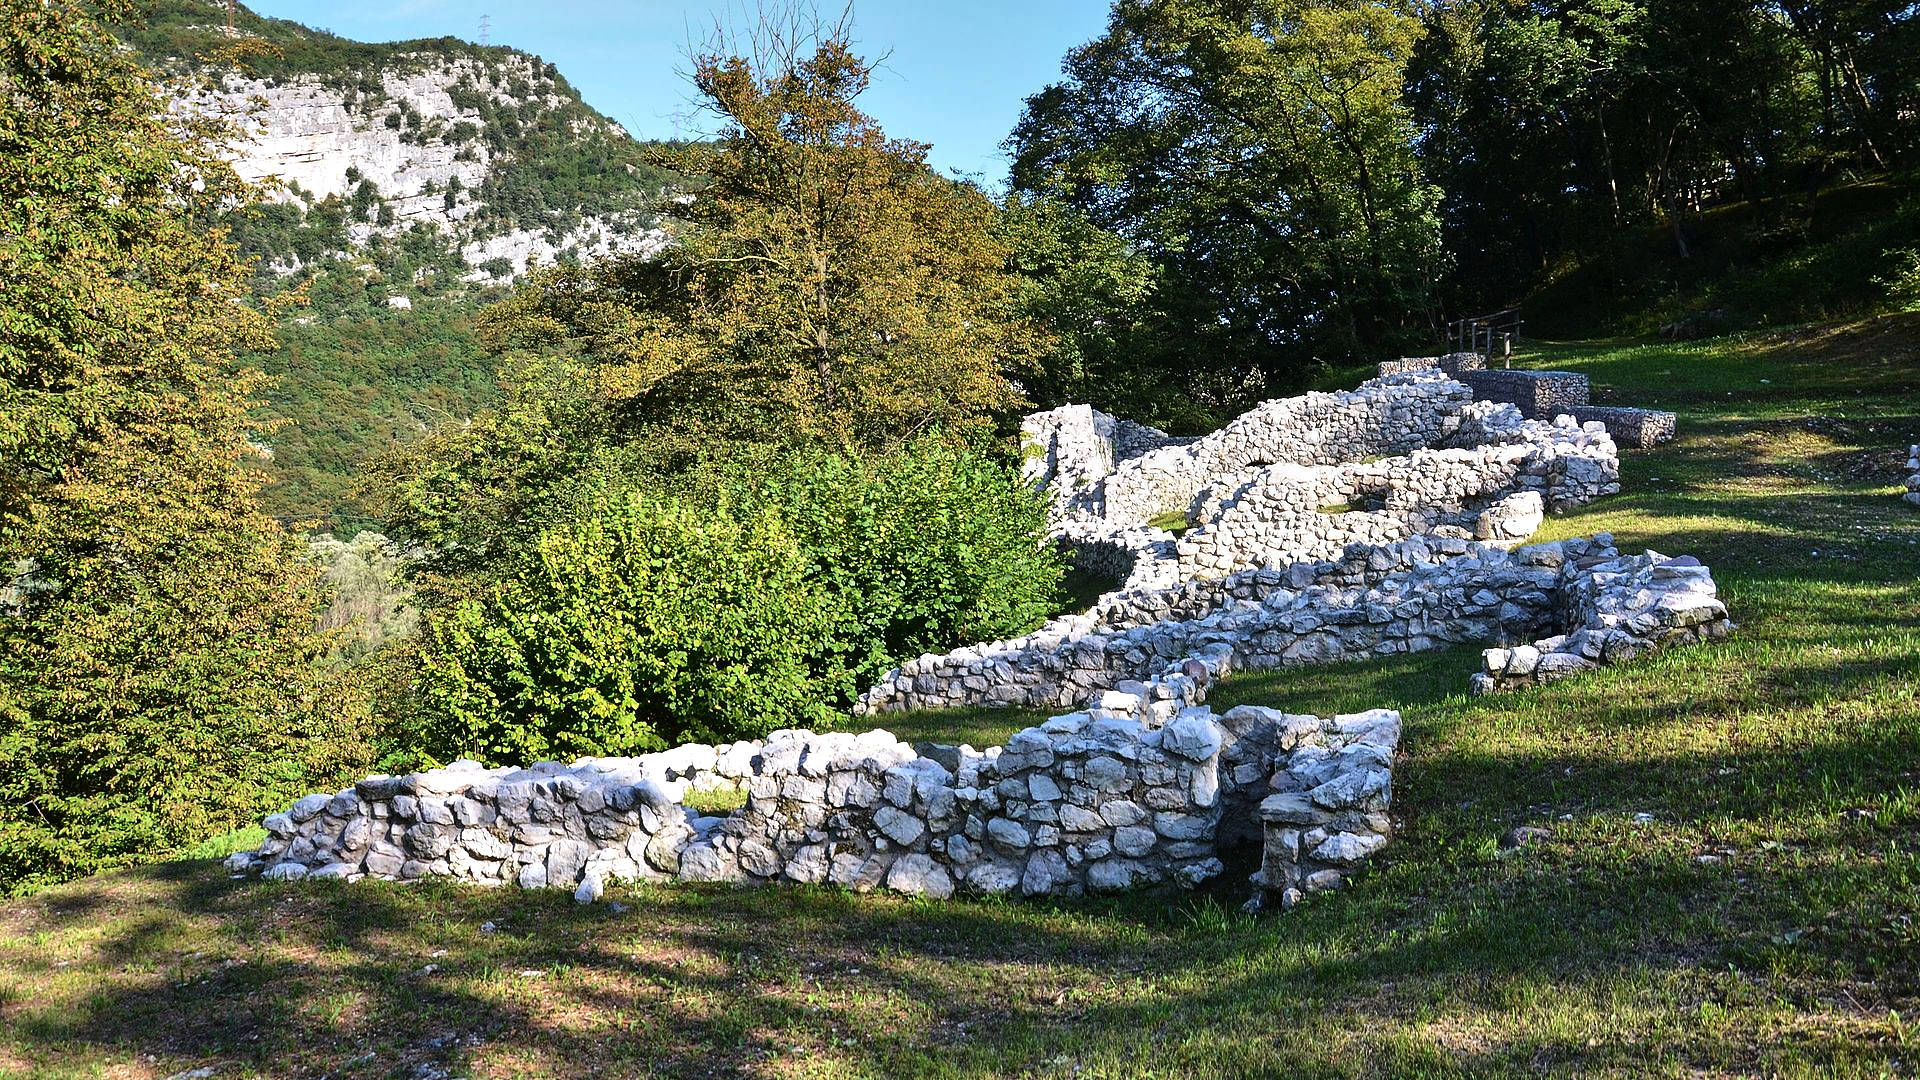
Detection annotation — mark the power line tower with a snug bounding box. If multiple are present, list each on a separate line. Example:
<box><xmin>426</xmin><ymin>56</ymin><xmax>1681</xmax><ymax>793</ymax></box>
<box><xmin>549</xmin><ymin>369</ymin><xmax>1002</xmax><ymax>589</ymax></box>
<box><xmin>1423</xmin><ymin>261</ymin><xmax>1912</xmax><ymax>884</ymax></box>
<box><xmin>478</xmin><ymin>14</ymin><xmax>490</xmax><ymax>46</ymax></box>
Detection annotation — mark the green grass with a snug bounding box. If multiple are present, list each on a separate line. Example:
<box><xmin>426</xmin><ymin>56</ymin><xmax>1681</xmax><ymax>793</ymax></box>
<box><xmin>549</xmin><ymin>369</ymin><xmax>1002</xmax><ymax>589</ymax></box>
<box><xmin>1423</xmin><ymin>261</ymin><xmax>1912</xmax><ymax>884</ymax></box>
<box><xmin>5</xmin><ymin>320</ymin><xmax>1920</xmax><ymax>1077</ymax></box>
<box><xmin>1522</xmin><ymin>175</ymin><xmax>1920</xmax><ymax>338</ymax></box>
<box><xmin>1147</xmin><ymin>509</ymin><xmax>1191</xmax><ymax>534</ymax></box>
<box><xmin>680</xmin><ymin>786</ymin><xmax>749</xmax><ymax>815</ymax></box>
<box><xmin>170</xmin><ymin>825</ymin><xmax>270</xmax><ymax>865</ymax></box>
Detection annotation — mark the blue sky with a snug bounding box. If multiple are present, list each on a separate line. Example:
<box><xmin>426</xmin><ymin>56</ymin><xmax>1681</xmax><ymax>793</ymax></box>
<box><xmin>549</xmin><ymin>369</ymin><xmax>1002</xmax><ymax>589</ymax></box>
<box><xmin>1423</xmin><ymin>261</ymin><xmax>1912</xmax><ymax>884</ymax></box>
<box><xmin>243</xmin><ymin>1</ymin><xmax>1114</xmax><ymax>186</ymax></box>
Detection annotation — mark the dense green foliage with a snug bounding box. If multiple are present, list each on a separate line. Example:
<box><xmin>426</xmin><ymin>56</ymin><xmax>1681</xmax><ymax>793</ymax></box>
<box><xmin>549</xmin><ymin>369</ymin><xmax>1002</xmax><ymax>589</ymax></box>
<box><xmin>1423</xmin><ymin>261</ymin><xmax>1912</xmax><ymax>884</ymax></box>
<box><xmin>0</xmin><ymin>0</ymin><xmax>373</xmax><ymax>891</ymax></box>
<box><xmin>1010</xmin><ymin>0</ymin><xmax>1445</xmax><ymax>412</ymax></box>
<box><xmin>1520</xmin><ymin>175</ymin><xmax>1920</xmax><ymax>336</ymax></box>
<box><xmin>722</xmin><ymin>443</ymin><xmax>1065</xmax><ymax>690</ymax></box>
<box><xmin>478</xmin><ymin>37</ymin><xmax>1037</xmax><ymax>456</ymax></box>
<box><xmin>415</xmin><ymin>493</ymin><xmax>840</xmax><ymax>764</ymax></box>
<box><xmin>1408</xmin><ymin>0</ymin><xmax>1920</xmax><ymax>325</ymax></box>
<box><xmin>367</xmin><ymin>31</ymin><xmax>1069</xmax><ymax>763</ymax></box>
<box><xmin>402</xmin><ymin>442</ymin><xmax>1062</xmax><ymax>766</ymax></box>
<box><xmin>1008</xmin><ymin>0</ymin><xmax>1920</xmax><ymax>416</ymax></box>
<box><xmin>311</xmin><ymin>531</ymin><xmax>417</xmax><ymax>659</ymax></box>
<box><xmin>997</xmin><ymin>193</ymin><xmax>1224</xmax><ymax>432</ymax></box>
<box><xmin>257</xmin><ymin>287</ymin><xmax>499</xmax><ymax>533</ymax></box>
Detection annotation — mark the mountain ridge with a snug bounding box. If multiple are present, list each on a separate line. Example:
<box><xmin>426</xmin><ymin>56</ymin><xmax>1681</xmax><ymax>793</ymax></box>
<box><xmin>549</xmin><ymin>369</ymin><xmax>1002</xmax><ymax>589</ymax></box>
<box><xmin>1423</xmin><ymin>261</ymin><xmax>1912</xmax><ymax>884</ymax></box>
<box><xmin>121</xmin><ymin>0</ymin><xmax>685</xmax><ymax>531</ymax></box>
<box><xmin>131</xmin><ymin>0</ymin><xmax>677</xmax><ymax>282</ymax></box>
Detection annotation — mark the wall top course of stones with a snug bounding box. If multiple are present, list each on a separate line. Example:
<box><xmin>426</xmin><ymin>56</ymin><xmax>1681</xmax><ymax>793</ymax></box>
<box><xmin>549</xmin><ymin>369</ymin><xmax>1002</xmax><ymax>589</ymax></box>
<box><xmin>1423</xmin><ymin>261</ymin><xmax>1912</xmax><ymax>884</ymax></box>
<box><xmin>233</xmin><ymin>653</ymin><xmax>1404</xmax><ymax>908</ymax></box>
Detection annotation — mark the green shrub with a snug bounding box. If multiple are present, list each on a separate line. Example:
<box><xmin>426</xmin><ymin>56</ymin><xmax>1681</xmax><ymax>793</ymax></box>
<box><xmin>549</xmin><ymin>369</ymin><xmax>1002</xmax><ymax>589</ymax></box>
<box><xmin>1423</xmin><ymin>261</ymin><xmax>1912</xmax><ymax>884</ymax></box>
<box><xmin>413</xmin><ymin>493</ymin><xmax>842</xmax><ymax>765</ymax></box>
<box><xmin>728</xmin><ymin>441</ymin><xmax>1065</xmax><ymax>690</ymax></box>
<box><xmin>1875</xmin><ymin>247</ymin><xmax>1920</xmax><ymax>312</ymax></box>
<box><xmin>402</xmin><ymin>442</ymin><xmax>1064</xmax><ymax>764</ymax></box>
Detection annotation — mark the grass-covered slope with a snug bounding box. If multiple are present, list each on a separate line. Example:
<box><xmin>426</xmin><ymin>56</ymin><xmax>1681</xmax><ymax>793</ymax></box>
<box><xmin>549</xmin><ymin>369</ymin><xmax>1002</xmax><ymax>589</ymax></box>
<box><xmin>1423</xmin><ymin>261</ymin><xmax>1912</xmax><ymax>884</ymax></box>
<box><xmin>118</xmin><ymin>1</ymin><xmax>693</xmax><ymax>531</ymax></box>
<box><xmin>3</xmin><ymin>320</ymin><xmax>1918</xmax><ymax>1077</ymax></box>
<box><xmin>1523</xmin><ymin>177</ymin><xmax>1920</xmax><ymax>339</ymax></box>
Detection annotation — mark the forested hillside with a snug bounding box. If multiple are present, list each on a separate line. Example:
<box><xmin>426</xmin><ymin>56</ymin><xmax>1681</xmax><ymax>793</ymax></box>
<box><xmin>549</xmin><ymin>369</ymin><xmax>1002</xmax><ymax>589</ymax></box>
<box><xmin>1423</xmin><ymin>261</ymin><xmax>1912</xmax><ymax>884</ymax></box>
<box><xmin>122</xmin><ymin>0</ymin><xmax>686</xmax><ymax>531</ymax></box>
<box><xmin>1009</xmin><ymin>0</ymin><xmax>1920</xmax><ymax>419</ymax></box>
<box><xmin>115</xmin><ymin>0</ymin><xmax>1920</xmax><ymax>529</ymax></box>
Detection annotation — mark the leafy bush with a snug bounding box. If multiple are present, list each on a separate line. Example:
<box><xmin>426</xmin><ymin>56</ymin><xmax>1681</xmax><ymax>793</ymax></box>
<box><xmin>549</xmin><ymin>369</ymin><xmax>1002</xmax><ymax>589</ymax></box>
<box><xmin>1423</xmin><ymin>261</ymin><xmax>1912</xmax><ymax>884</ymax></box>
<box><xmin>1876</xmin><ymin>247</ymin><xmax>1920</xmax><ymax>312</ymax></box>
<box><xmin>413</xmin><ymin>493</ymin><xmax>842</xmax><ymax>765</ymax></box>
<box><xmin>311</xmin><ymin>531</ymin><xmax>418</xmax><ymax>658</ymax></box>
<box><xmin>726</xmin><ymin>441</ymin><xmax>1065</xmax><ymax>690</ymax></box>
<box><xmin>402</xmin><ymin>442</ymin><xmax>1064</xmax><ymax>765</ymax></box>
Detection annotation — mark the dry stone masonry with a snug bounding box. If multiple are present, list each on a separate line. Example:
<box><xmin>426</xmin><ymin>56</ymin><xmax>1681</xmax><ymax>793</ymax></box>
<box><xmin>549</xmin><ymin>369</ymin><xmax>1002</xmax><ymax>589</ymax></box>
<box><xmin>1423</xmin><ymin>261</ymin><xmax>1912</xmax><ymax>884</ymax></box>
<box><xmin>1376</xmin><ymin>352</ymin><xmax>1486</xmax><ymax>377</ymax></box>
<box><xmin>1568</xmin><ymin>406</ymin><xmax>1678</xmax><ymax>450</ymax></box>
<box><xmin>859</xmin><ymin>362</ymin><xmax>1728</xmax><ymax>713</ymax></box>
<box><xmin>1459</xmin><ymin>370</ymin><xmax>1592</xmax><ymax>421</ymax></box>
<box><xmin>1378</xmin><ymin>356</ymin><xmax>1677</xmax><ymax>449</ymax></box>
<box><xmin>232</xmin><ymin>657</ymin><xmax>1402</xmax><ymax>910</ymax></box>
<box><xmin>855</xmin><ymin>534</ymin><xmax>1729</xmax><ymax>714</ymax></box>
<box><xmin>234</xmin><ymin>360</ymin><xmax>1730</xmax><ymax>913</ymax></box>
<box><xmin>1472</xmin><ymin>550</ymin><xmax>1731</xmax><ymax>693</ymax></box>
<box><xmin>1906</xmin><ymin>446</ymin><xmax>1920</xmax><ymax>507</ymax></box>
<box><xmin>1023</xmin><ymin>372</ymin><xmax>1622</xmax><ymax>596</ymax></box>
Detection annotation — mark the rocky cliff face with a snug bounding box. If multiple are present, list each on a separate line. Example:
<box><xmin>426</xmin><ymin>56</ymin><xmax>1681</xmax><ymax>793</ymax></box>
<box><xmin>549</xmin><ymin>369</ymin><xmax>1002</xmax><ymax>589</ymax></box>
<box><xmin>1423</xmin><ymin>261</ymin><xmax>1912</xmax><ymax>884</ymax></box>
<box><xmin>147</xmin><ymin>7</ymin><xmax>670</xmax><ymax>281</ymax></box>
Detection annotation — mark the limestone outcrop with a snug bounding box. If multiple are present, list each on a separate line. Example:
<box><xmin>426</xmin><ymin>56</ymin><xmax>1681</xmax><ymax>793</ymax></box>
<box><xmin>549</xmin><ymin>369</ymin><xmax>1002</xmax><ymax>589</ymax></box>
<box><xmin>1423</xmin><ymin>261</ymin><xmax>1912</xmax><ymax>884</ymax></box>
<box><xmin>176</xmin><ymin>54</ymin><xmax>667</xmax><ymax>280</ymax></box>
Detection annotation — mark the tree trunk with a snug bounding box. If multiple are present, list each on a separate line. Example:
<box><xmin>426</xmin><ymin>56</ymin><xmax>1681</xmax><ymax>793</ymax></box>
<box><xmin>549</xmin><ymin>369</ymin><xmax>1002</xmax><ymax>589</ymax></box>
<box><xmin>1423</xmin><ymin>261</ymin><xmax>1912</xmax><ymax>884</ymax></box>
<box><xmin>1599</xmin><ymin>108</ymin><xmax>1622</xmax><ymax>224</ymax></box>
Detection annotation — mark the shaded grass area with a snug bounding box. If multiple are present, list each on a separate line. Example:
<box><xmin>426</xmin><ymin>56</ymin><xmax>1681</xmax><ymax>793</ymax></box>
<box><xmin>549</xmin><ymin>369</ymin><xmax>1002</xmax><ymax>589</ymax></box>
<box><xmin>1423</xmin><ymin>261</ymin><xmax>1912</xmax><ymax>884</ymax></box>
<box><xmin>6</xmin><ymin>323</ymin><xmax>1920</xmax><ymax>1077</ymax></box>
<box><xmin>1521</xmin><ymin>175</ymin><xmax>1920</xmax><ymax>338</ymax></box>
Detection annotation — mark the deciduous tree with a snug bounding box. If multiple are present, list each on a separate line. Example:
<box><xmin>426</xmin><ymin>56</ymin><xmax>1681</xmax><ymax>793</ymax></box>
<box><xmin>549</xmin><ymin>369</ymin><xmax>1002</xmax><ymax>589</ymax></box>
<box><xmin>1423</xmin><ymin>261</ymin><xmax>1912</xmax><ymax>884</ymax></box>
<box><xmin>0</xmin><ymin>0</ymin><xmax>369</xmax><ymax>890</ymax></box>
<box><xmin>1010</xmin><ymin>0</ymin><xmax>1445</xmax><ymax>400</ymax></box>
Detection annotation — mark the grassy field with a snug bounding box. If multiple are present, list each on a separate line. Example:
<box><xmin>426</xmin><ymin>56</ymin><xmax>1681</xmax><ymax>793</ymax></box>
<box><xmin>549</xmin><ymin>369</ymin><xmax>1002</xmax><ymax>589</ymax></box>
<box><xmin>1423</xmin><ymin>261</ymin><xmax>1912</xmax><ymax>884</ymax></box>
<box><xmin>3</xmin><ymin>318</ymin><xmax>1919</xmax><ymax>1078</ymax></box>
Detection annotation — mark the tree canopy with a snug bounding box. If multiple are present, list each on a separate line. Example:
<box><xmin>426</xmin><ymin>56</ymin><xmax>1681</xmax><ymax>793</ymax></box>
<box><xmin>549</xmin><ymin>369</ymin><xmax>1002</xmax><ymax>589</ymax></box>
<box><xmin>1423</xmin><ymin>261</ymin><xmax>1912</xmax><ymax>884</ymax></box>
<box><xmin>1407</xmin><ymin>0</ymin><xmax>1920</xmax><ymax>321</ymax></box>
<box><xmin>0</xmin><ymin>0</ymin><xmax>370</xmax><ymax>890</ymax></box>
<box><xmin>1009</xmin><ymin>0</ymin><xmax>1445</xmax><ymax>404</ymax></box>
<box><xmin>475</xmin><ymin>29</ymin><xmax>1038</xmax><ymax>461</ymax></box>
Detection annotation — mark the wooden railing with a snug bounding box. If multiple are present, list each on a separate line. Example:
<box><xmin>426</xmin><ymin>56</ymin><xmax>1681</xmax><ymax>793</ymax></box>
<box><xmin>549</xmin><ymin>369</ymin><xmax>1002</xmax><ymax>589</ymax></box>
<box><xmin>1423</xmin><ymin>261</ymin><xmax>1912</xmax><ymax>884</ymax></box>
<box><xmin>1447</xmin><ymin>309</ymin><xmax>1523</xmax><ymax>366</ymax></box>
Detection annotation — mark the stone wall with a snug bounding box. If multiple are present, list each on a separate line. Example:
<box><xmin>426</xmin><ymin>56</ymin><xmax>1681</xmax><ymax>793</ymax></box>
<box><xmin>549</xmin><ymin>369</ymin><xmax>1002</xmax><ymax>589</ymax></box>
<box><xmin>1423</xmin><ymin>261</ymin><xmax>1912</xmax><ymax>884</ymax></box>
<box><xmin>1252</xmin><ymin>709</ymin><xmax>1399</xmax><ymax>910</ymax></box>
<box><xmin>1168</xmin><ymin>410</ymin><xmax>1617</xmax><ymax>579</ymax></box>
<box><xmin>1473</xmin><ymin>551</ymin><xmax>1731</xmax><ymax>693</ymax></box>
<box><xmin>1374</xmin><ymin>363</ymin><xmax>1676</xmax><ymax>449</ymax></box>
<box><xmin>1036</xmin><ymin>379</ymin><xmax>1620</xmax><ymax>600</ymax></box>
<box><xmin>1376</xmin><ymin>352</ymin><xmax>1486</xmax><ymax>377</ymax></box>
<box><xmin>1020</xmin><ymin>404</ymin><xmax>1190</xmax><ymax>513</ymax></box>
<box><xmin>230</xmin><ymin>661</ymin><xmax>1403</xmax><ymax>906</ymax></box>
<box><xmin>1906</xmin><ymin>446</ymin><xmax>1920</xmax><ymax>507</ymax></box>
<box><xmin>1052</xmin><ymin>522</ymin><xmax>1185</xmax><ymax>595</ymax></box>
<box><xmin>1459</xmin><ymin>370</ymin><xmax>1592</xmax><ymax>421</ymax></box>
<box><xmin>858</xmin><ymin>536</ymin><xmax>1662</xmax><ymax>715</ymax></box>
<box><xmin>1567</xmin><ymin>406</ymin><xmax>1678</xmax><ymax>450</ymax></box>
<box><xmin>1054</xmin><ymin>372</ymin><xmax>1478</xmax><ymax>526</ymax></box>
<box><xmin>1080</xmin><ymin>533</ymin><xmax>1497</xmax><ymax>637</ymax></box>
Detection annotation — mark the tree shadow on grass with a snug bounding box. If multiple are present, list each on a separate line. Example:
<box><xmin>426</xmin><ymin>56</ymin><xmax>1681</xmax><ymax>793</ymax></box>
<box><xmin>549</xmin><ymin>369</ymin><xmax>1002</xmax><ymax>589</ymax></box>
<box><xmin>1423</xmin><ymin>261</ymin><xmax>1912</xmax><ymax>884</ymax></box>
<box><xmin>12</xmin><ymin>792</ymin><xmax>1914</xmax><ymax>1080</ymax></box>
<box><xmin>11</xmin><ymin>605</ymin><xmax>1918</xmax><ymax>1076</ymax></box>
